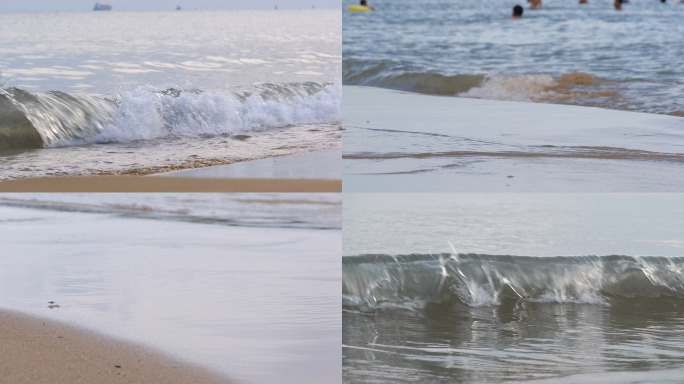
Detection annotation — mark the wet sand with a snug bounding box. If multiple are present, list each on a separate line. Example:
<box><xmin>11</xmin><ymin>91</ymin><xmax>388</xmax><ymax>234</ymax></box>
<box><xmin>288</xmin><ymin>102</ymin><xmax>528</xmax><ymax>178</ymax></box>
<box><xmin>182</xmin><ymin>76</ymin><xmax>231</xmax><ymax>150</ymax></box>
<box><xmin>0</xmin><ymin>177</ymin><xmax>340</xmax><ymax>192</ymax></box>
<box><xmin>343</xmin><ymin>86</ymin><xmax>684</xmax><ymax>192</ymax></box>
<box><xmin>0</xmin><ymin>310</ymin><xmax>231</xmax><ymax>384</ymax></box>
<box><xmin>0</xmin><ymin>148</ymin><xmax>341</xmax><ymax>192</ymax></box>
<box><xmin>156</xmin><ymin>148</ymin><xmax>341</xmax><ymax>179</ymax></box>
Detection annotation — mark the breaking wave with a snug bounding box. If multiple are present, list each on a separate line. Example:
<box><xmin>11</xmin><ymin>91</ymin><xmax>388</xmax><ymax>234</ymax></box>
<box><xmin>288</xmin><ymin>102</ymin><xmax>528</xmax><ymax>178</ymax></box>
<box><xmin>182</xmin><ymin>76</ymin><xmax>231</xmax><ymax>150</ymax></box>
<box><xmin>460</xmin><ymin>72</ymin><xmax>618</xmax><ymax>102</ymax></box>
<box><xmin>0</xmin><ymin>82</ymin><xmax>341</xmax><ymax>152</ymax></box>
<box><xmin>343</xmin><ymin>59</ymin><xmax>485</xmax><ymax>95</ymax></box>
<box><xmin>343</xmin><ymin>59</ymin><xmax>616</xmax><ymax>103</ymax></box>
<box><xmin>343</xmin><ymin>253</ymin><xmax>684</xmax><ymax>310</ymax></box>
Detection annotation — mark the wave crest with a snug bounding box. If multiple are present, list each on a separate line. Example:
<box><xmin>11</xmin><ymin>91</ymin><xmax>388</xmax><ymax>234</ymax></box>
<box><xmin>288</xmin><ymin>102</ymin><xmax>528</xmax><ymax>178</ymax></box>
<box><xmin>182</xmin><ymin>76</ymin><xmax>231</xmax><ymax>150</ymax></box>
<box><xmin>343</xmin><ymin>61</ymin><xmax>618</xmax><ymax>103</ymax></box>
<box><xmin>343</xmin><ymin>253</ymin><xmax>684</xmax><ymax>310</ymax></box>
<box><xmin>459</xmin><ymin>71</ymin><xmax>617</xmax><ymax>102</ymax></box>
<box><xmin>0</xmin><ymin>82</ymin><xmax>341</xmax><ymax>151</ymax></box>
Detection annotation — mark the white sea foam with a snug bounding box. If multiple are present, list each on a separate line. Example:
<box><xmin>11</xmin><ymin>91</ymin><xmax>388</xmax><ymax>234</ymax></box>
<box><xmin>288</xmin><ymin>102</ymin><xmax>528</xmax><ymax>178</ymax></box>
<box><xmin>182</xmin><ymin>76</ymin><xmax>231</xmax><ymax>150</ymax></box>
<box><xmin>0</xmin><ymin>9</ymin><xmax>341</xmax><ymax>178</ymax></box>
<box><xmin>459</xmin><ymin>73</ymin><xmax>556</xmax><ymax>102</ymax></box>
<box><xmin>92</xmin><ymin>83</ymin><xmax>342</xmax><ymax>144</ymax></box>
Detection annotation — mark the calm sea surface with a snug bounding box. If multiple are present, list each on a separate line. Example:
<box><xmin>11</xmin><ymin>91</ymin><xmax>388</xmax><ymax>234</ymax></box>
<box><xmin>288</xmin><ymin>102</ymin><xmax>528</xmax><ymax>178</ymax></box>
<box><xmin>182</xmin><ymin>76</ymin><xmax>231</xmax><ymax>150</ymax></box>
<box><xmin>343</xmin><ymin>194</ymin><xmax>684</xmax><ymax>383</ymax></box>
<box><xmin>344</xmin><ymin>0</ymin><xmax>684</xmax><ymax>114</ymax></box>
<box><xmin>0</xmin><ymin>10</ymin><xmax>341</xmax><ymax>179</ymax></box>
<box><xmin>0</xmin><ymin>193</ymin><xmax>341</xmax><ymax>384</ymax></box>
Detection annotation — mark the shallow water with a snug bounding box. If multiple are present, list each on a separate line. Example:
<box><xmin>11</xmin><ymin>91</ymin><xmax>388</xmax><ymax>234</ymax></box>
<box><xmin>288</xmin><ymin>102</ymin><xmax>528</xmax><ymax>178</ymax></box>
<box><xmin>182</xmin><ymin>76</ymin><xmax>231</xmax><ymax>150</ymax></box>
<box><xmin>0</xmin><ymin>194</ymin><xmax>341</xmax><ymax>384</ymax></box>
<box><xmin>0</xmin><ymin>10</ymin><xmax>341</xmax><ymax>179</ymax></box>
<box><xmin>344</xmin><ymin>298</ymin><xmax>684</xmax><ymax>384</ymax></box>
<box><xmin>343</xmin><ymin>0</ymin><xmax>684</xmax><ymax>115</ymax></box>
<box><xmin>342</xmin><ymin>193</ymin><xmax>684</xmax><ymax>383</ymax></box>
<box><xmin>342</xmin><ymin>86</ymin><xmax>684</xmax><ymax>192</ymax></box>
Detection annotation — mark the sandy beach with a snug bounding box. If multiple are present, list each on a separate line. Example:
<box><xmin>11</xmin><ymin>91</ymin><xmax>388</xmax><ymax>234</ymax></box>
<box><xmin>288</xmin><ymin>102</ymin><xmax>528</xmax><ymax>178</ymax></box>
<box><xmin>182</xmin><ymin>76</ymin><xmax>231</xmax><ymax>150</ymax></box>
<box><xmin>0</xmin><ymin>195</ymin><xmax>341</xmax><ymax>384</ymax></box>
<box><xmin>157</xmin><ymin>148</ymin><xmax>341</xmax><ymax>179</ymax></box>
<box><xmin>0</xmin><ymin>310</ymin><xmax>230</xmax><ymax>384</ymax></box>
<box><xmin>0</xmin><ymin>177</ymin><xmax>340</xmax><ymax>192</ymax></box>
<box><xmin>0</xmin><ymin>149</ymin><xmax>341</xmax><ymax>192</ymax></box>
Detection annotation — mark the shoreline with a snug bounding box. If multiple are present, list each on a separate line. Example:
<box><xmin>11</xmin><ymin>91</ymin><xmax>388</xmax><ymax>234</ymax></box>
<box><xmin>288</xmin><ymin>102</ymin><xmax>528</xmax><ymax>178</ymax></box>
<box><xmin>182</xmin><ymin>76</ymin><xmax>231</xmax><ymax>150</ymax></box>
<box><xmin>0</xmin><ymin>177</ymin><xmax>340</xmax><ymax>192</ymax></box>
<box><xmin>0</xmin><ymin>148</ymin><xmax>341</xmax><ymax>192</ymax></box>
<box><xmin>343</xmin><ymin>86</ymin><xmax>684</xmax><ymax>192</ymax></box>
<box><xmin>0</xmin><ymin>309</ymin><xmax>231</xmax><ymax>384</ymax></box>
<box><xmin>155</xmin><ymin>147</ymin><xmax>341</xmax><ymax>179</ymax></box>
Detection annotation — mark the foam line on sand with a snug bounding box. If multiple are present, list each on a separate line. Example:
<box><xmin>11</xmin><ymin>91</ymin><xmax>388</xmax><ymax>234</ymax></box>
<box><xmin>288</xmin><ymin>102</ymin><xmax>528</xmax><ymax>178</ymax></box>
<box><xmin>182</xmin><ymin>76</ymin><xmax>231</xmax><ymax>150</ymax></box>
<box><xmin>0</xmin><ymin>309</ymin><xmax>231</xmax><ymax>384</ymax></box>
<box><xmin>156</xmin><ymin>148</ymin><xmax>341</xmax><ymax>179</ymax></box>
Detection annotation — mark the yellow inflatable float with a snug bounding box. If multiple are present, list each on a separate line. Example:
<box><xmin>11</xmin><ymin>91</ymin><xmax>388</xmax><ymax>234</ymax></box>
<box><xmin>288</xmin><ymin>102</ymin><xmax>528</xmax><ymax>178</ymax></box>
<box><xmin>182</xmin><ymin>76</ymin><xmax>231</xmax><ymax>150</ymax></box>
<box><xmin>348</xmin><ymin>5</ymin><xmax>373</xmax><ymax>11</ymax></box>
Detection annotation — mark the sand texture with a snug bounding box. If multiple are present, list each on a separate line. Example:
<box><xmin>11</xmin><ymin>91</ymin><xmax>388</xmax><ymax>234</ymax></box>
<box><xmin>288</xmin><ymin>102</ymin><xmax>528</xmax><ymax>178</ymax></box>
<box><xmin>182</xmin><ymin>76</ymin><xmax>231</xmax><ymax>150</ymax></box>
<box><xmin>0</xmin><ymin>177</ymin><xmax>341</xmax><ymax>192</ymax></box>
<box><xmin>0</xmin><ymin>310</ymin><xmax>231</xmax><ymax>384</ymax></box>
<box><xmin>157</xmin><ymin>148</ymin><xmax>341</xmax><ymax>179</ymax></box>
<box><xmin>0</xmin><ymin>149</ymin><xmax>341</xmax><ymax>192</ymax></box>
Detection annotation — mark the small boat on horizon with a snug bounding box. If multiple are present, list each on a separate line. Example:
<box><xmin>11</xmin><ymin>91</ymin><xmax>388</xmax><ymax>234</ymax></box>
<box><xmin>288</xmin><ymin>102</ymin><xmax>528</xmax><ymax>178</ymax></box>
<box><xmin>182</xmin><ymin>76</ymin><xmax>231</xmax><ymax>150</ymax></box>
<box><xmin>93</xmin><ymin>2</ymin><xmax>112</xmax><ymax>11</ymax></box>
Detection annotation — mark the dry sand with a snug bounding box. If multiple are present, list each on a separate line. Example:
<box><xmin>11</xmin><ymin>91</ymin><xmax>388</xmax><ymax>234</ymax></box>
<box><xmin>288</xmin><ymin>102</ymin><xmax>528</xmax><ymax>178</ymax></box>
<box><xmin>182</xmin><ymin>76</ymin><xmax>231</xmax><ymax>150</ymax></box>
<box><xmin>0</xmin><ymin>310</ymin><xmax>231</xmax><ymax>384</ymax></box>
<box><xmin>0</xmin><ymin>177</ymin><xmax>340</xmax><ymax>192</ymax></box>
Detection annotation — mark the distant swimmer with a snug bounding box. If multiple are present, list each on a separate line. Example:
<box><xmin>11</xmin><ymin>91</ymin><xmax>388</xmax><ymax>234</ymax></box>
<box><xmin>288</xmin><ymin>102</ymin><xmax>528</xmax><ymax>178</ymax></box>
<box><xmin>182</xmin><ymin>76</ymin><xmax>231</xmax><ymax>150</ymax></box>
<box><xmin>614</xmin><ymin>0</ymin><xmax>622</xmax><ymax>9</ymax></box>
<box><xmin>360</xmin><ymin>0</ymin><xmax>375</xmax><ymax>10</ymax></box>
<box><xmin>579</xmin><ymin>0</ymin><xmax>587</xmax><ymax>3</ymax></box>
<box><xmin>511</xmin><ymin>4</ymin><xmax>524</xmax><ymax>18</ymax></box>
<box><xmin>527</xmin><ymin>0</ymin><xmax>542</xmax><ymax>9</ymax></box>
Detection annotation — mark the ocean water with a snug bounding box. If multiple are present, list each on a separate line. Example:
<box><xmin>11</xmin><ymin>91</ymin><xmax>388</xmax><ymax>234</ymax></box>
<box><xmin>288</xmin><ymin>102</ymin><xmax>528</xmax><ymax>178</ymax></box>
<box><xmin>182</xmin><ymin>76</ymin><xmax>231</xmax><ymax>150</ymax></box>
<box><xmin>343</xmin><ymin>194</ymin><xmax>684</xmax><ymax>383</ymax></box>
<box><xmin>0</xmin><ymin>10</ymin><xmax>341</xmax><ymax>179</ymax></box>
<box><xmin>342</xmin><ymin>1</ymin><xmax>684</xmax><ymax>192</ymax></box>
<box><xmin>343</xmin><ymin>0</ymin><xmax>684</xmax><ymax>115</ymax></box>
<box><xmin>342</xmin><ymin>0</ymin><xmax>684</xmax><ymax>192</ymax></box>
<box><xmin>0</xmin><ymin>193</ymin><xmax>341</xmax><ymax>384</ymax></box>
